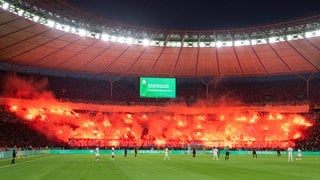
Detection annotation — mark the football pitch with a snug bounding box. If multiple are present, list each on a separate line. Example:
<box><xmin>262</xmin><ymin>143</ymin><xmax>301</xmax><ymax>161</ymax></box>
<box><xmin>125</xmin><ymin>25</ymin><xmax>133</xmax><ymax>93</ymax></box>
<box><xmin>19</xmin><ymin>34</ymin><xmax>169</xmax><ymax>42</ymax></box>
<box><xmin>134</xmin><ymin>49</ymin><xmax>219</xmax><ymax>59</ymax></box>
<box><xmin>0</xmin><ymin>153</ymin><xmax>319</xmax><ymax>180</ymax></box>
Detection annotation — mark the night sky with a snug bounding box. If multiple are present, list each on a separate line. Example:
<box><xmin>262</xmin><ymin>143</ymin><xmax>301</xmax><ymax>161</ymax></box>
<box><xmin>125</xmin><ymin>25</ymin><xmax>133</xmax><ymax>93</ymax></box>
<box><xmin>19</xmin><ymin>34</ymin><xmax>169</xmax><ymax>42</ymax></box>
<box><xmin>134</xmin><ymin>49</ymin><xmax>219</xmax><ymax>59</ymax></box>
<box><xmin>68</xmin><ymin>0</ymin><xmax>320</xmax><ymax>30</ymax></box>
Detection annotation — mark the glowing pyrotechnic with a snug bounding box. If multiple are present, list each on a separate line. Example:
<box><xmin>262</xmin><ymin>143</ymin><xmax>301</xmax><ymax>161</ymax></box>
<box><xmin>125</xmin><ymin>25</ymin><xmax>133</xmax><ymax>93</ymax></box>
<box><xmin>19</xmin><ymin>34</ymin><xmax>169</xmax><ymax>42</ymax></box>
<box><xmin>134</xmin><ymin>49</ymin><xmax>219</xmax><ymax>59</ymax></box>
<box><xmin>1</xmin><ymin>75</ymin><xmax>314</xmax><ymax>149</ymax></box>
<box><xmin>4</xmin><ymin>98</ymin><xmax>313</xmax><ymax>149</ymax></box>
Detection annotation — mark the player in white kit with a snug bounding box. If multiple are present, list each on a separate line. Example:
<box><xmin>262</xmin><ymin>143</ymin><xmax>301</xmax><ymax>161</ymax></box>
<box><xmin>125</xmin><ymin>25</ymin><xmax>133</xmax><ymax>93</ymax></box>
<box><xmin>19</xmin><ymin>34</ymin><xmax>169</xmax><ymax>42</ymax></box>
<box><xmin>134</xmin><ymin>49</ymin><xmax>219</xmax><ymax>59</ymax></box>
<box><xmin>95</xmin><ymin>147</ymin><xmax>100</xmax><ymax>161</ymax></box>
<box><xmin>287</xmin><ymin>146</ymin><xmax>293</xmax><ymax>162</ymax></box>
<box><xmin>111</xmin><ymin>146</ymin><xmax>115</xmax><ymax>160</ymax></box>
<box><xmin>213</xmin><ymin>147</ymin><xmax>219</xmax><ymax>160</ymax></box>
<box><xmin>164</xmin><ymin>147</ymin><xmax>169</xmax><ymax>160</ymax></box>
<box><xmin>296</xmin><ymin>149</ymin><xmax>302</xmax><ymax>160</ymax></box>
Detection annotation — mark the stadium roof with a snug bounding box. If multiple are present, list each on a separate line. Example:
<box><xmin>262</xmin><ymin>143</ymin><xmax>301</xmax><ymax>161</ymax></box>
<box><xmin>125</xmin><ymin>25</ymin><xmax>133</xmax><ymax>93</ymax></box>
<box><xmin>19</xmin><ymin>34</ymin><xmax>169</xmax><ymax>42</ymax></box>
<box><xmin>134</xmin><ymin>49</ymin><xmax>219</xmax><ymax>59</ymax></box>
<box><xmin>1</xmin><ymin>0</ymin><xmax>320</xmax><ymax>78</ymax></box>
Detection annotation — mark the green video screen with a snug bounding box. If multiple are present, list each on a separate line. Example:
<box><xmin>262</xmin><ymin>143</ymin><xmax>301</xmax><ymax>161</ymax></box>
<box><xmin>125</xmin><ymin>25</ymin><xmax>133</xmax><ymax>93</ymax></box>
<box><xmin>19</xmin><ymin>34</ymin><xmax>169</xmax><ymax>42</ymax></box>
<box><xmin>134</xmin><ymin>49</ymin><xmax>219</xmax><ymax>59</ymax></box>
<box><xmin>140</xmin><ymin>77</ymin><xmax>176</xmax><ymax>98</ymax></box>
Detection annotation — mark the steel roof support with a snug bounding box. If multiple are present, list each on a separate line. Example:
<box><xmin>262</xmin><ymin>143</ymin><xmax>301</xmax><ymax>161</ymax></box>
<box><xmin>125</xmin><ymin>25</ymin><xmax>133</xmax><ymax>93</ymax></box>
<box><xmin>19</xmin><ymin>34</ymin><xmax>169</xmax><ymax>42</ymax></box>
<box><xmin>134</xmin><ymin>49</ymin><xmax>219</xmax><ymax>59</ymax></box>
<box><xmin>198</xmin><ymin>77</ymin><xmax>220</xmax><ymax>103</ymax></box>
<box><xmin>77</xmin><ymin>42</ymin><xmax>114</xmax><ymax>72</ymax></box>
<box><xmin>53</xmin><ymin>39</ymin><xmax>99</xmax><ymax>69</ymax></box>
<box><xmin>213</xmin><ymin>31</ymin><xmax>220</xmax><ymax>77</ymax></box>
<box><xmin>195</xmin><ymin>33</ymin><xmax>200</xmax><ymax>76</ymax></box>
<box><xmin>286</xmin><ymin>41</ymin><xmax>320</xmax><ymax>71</ymax></box>
<box><xmin>28</xmin><ymin>35</ymin><xmax>83</xmax><ymax>69</ymax></box>
<box><xmin>2</xmin><ymin>28</ymin><xmax>56</xmax><ymax>64</ymax></box>
<box><xmin>230</xmin><ymin>31</ymin><xmax>244</xmax><ymax>76</ymax></box>
<box><xmin>148</xmin><ymin>46</ymin><xmax>166</xmax><ymax>75</ymax></box>
<box><xmin>105</xmin><ymin>75</ymin><xmax>122</xmax><ymax>100</ymax></box>
<box><xmin>101</xmin><ymin>45</ymin><xmax>131</xmax><ymax>73</ymax></box>
<box><xmin>171</xmin><ymin>38</ymin><xmax>183</xmax><ymax>76</ymax></box>
<box><xmin>125</xmin><ymin>46</ymin><xmax>148</xmax><ymax>74</ymax></box>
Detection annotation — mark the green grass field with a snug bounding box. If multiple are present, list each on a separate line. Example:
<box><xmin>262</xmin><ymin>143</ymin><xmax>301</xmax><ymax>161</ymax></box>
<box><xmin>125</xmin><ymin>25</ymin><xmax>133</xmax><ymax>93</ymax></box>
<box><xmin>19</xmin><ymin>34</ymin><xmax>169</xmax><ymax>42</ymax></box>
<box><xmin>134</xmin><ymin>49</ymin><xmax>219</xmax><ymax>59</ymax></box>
<box><xmin>0</xmin><ymin>153</ymin><xmax>319</xmax><ymax>180</ymax></box>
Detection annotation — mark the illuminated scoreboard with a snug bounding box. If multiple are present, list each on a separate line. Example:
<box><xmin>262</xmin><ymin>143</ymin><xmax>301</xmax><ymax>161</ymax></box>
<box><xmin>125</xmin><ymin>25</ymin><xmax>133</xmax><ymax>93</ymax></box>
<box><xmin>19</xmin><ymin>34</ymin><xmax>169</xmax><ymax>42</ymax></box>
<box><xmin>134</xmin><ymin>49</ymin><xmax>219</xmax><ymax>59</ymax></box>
<box><xmin>139</xmin><ymin>77</ymin><xmax>176</xmax><ymax>98</ymax></box>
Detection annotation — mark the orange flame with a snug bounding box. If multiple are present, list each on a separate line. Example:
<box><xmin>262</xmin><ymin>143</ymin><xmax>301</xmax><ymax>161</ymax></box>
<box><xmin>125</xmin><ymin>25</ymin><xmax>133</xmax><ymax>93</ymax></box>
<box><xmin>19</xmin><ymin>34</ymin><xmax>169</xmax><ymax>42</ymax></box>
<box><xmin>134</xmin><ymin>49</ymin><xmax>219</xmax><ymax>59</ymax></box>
<box><xmin>4</xmin><ymin>98</ymin><xmax>313</xmax><ymax>149</ymax></box>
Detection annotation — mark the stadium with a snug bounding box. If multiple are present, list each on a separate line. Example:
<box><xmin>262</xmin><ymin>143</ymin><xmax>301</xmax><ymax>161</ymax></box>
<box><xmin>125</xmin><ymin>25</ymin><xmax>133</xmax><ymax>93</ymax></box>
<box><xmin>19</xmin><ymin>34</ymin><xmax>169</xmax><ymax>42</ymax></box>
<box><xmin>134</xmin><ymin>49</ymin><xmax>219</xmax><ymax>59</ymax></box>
<box><xmin>0</xmin><ymin>0</ymin><xmax>320</xmax><ymax>179</ymax></box>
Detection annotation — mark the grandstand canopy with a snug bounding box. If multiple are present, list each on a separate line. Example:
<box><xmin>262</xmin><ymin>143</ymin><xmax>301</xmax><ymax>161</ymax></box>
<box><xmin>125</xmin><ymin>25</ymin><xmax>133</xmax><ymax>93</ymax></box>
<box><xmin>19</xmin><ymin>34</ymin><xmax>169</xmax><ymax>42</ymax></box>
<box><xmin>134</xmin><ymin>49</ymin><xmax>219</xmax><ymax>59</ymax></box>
<box><xmin>1</xmin><ymin>0</ymin><xmax>320</xmax><ymax>78</ymax></box>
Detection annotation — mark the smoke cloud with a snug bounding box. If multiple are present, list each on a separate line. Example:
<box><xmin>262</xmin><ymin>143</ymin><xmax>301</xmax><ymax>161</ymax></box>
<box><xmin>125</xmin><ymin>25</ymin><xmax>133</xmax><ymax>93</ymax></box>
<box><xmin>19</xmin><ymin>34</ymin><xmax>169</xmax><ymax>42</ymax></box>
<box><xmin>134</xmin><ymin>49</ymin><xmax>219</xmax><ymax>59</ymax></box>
<box><xmin>0</xmin><ymin>74</ymin><xmax>313</xmax><ymax>149</ymax></box>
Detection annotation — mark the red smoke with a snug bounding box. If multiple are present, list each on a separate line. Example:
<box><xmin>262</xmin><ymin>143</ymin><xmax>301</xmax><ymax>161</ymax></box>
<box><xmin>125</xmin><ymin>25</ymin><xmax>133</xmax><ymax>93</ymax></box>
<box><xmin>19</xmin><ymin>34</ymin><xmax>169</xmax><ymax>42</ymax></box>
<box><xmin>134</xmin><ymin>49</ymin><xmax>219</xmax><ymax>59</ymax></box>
<box><xmin>1</xmin><ymin>75</ymin><xmax>313</xmax><ymax>149</ymax></box>
<box><xmin>2</xmin><ymin>75</ymin><xmax>54</xmax><ymax>99</ymax></box>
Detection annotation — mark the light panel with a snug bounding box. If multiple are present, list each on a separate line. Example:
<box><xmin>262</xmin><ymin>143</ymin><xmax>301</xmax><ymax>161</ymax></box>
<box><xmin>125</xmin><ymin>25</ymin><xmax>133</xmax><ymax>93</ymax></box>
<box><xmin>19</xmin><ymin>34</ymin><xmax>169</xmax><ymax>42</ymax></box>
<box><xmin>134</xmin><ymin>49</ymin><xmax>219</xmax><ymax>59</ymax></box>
<box><xmin>2</xmin><ymin>2</ymin><xmax>9</xmax><ymax>10</ymax></box>
<box><xmin>78</xmin><ymin>29</ymin><xmax>86</xmax><ymax>36</ymax></box>
<box><xmin>46</xmin><ymin>19</ymin><xmax>55</xmax><ymax>28</ymax></box>
<box><xmin>117</xmin><ymin>36</ymin><xmax>125</xmax><ymax>43</ymax></box>
<box><xmin>126</xmin><ymin>37</ymin><xmax>133</xmax><ymax>44</ymax></box>
<box><xmin>32</xmin><ymin>15</ymin><xmax>40</xmax><ymax>22</ymax></box>
<box><xmin>101</xmin><ymin>33</ymin><xmax>110</xmax><ymax>41</ymax></box>
<box><xmin>110</xmin><ymin>35</ymin><xmax>117</xmax><ymax>42</ymax></box>
<box><xmin>17</xmin><ymin>9</ymin><xmax>24</xmax><ymax>16</ymax></box>
<box><xmin>216</xmin><ymin>41</ymin><xmax>222</xmax><ymax>47</ymax></box>
<box><xmin>142</xmin><ymin>39</ymin><xmax>150</xmax><ymax>46</ymax></box>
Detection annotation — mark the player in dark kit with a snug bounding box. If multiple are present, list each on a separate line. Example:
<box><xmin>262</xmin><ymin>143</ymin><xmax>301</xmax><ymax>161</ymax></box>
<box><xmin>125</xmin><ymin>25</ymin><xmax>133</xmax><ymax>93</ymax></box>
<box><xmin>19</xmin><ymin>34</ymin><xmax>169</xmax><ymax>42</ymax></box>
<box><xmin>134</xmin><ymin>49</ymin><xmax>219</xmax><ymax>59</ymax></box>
<box><xmin>11</xmin><ymin>146</ymin><xmax>17</xmax><ymax>164</ymax></box>
<box><xmin>276</xmin><ymin>147</ymin><xmax>281</xmax><ymax>157</ymax></box>
<box><xmin>192</xmin><ymin>148</ymin><xmax>196</xmax><ymax>158</ymax></box>
<box><xmin>225</xmin><ymin>146</ymin><xmax>230</xmax><ymax>160</ymax></box>
<box><xmin>252</xmin><ymin>148</ymin><xmax>258</xmax><ymax>158</ymax></box>
<box><xmin>124</xmin><ymin>148</ymin><xmax>127</xmax><ymax>157</ymax></box>
<box><xmin>134</xmin><ymin>147</ymin><xmax>137</xmax><ymax>157</ymax></box>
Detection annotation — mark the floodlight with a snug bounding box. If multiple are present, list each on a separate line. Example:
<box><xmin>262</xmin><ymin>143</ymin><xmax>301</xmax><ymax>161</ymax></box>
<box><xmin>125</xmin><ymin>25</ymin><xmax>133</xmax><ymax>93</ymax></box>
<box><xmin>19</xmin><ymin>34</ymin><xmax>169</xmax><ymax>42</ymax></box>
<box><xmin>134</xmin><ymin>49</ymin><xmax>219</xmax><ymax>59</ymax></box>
<box><xmin>251</xmin><ymin>39</ymin><xmax>257</xmax><ymax>45</ymax></box>
<box><xmin>216</xmin><ymin>41</ymin><xmax>222</xmax><ymax>47</ymax></box>
<box><xmin>126</xmin><ymin>37</ymin><xmax>133</xmax><ymax>44</ymax></box>
<box><xmin>225</xmin><ymin>41</ymin><xmax>233</xmax><ymax>47</ymax></box>
<box><xmin>63</xmin><ymin>25</ymin><xmax>70</xmax><ymax>32</ymax></box>
<box><xmin>305</xmin><ymin>31</ymin><xmax>313</xmax><ymax>38</ymax></box>
<box><xmin>187</xmin><ymin>42</ymin><xmax>196</xmax><ymax>47</ymax></box>
<box><xmin>47</xmin><ymin>19</ymin><xmax>55</xmax><ymax>28</ymax></box>
<box><xmin>78</xmin><ymin>29</ymin><xmax>86</xmax><ymax>36</ymax></box>
<box><xmin>8</xmin><ymin>4</ymin><xmax>15</xmax><ymax>12</ymax></box>
<box><xmin>199</xmin><ymin>42</ymin><xmax>206</xmax><ymax>47</ymax></box>
<box><xmin>142</xmin><ymin>39</ymin><xmax>150</xmax><ymax>46</ymax></box>
<box><xmin>101</xmin><ymin>33</ymin><xmax>110</xmax><ymax>41</ymax></box>
<box><xmin>287</xmin><ymin>35</ymin><xmax>293</xmax><ymax>41</ymax></box>
<box><xmin>70</xmin><ymin>27</ymin><xmax>77</xmax><ymax>34</ymax></box>
<box><xmin>32</xmin><ymin>15</ymin><xmax>39</xmax><ymax>22</ymax></box>
<box><xmin>154</xmin><ymin>41</ymin><xmax>164</xmax><ymax>46</ymax></box>
<box><xmin>94</xmin><ymin>33</ymin><xmax>101</xmax><ymax>39</ymax></box>
<box><xmin>234</xmin><ymin>40</ymin><xmax>241</xmax><ymax>46</ymax></box>
<box><xmin>269</xmin><ymin>37</ymin><xmax>277</xmax><ymax>43</ymax></box>
<box><xmin>2</xmin><ymin>2</ymin><xmax>9</xmax><ymax>10</ymax></box>
<box><xmin>182</xmin><ymin>42</ymin><xmax>188</xmax><ymax>47</ymax></box>
<box><xmin>118</xmin><ymin>36</ymin><xmax>125</xmax><ymax>43</ymax></box>
<box><xmin>150</xmin><ymin>40</ymin><xmax>157</xmax><ymax>46</ymax></box>
<box><xmin>260</xmin><ymin>39</ymin><xmax>267</xmax><ymax>44</ymax></box>
<box><xmin>167</xmin><ymin>41</ymin><xmax>180</xmax><ymax>47</ymax></box>
<box><xmin>158</xmin><ymin>41</ymin><xmax>165</xmax><ymax>46</ymax></box>
<box><xmin>110</xmin><ymin>36</ymin><xmax>117</xmax><ymax>42</ymax></box>
<box><xmin>18</xmin><ymin>9</ymin><xmax>24</xmax><ymax>16</ymax></box>
<box><xmin>243</xmin><ymin>40</ymin><xmax>250</xmax><ymax>46</ymax></box>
